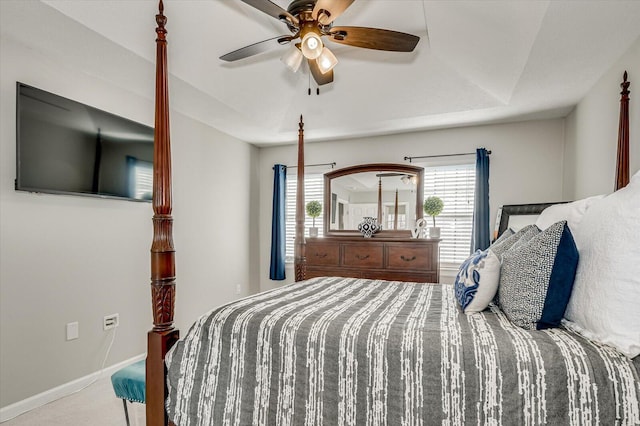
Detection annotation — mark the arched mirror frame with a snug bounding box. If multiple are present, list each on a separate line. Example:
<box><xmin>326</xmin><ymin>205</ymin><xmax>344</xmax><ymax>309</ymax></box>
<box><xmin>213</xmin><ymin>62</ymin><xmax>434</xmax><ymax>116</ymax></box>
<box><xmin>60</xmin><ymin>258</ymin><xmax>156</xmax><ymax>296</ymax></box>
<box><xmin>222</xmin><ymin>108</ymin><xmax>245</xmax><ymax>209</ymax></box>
<box><xmin>323</xmin><ymin>163</ymin><xmax>424</xmax><ymax>237</ymax></box>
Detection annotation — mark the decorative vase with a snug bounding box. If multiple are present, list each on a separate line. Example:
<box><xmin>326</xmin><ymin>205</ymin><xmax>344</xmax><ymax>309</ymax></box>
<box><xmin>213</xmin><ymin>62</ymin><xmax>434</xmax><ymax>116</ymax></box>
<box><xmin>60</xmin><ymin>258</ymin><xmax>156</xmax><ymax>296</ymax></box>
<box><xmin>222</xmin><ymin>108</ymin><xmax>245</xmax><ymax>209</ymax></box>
<box><xmin>309</xmin><ymin>227</ymin><xmax>318</xmax><ymax>238</ymax></box>
<box><xmin>429</xmin><ymin>227</ymin><xmax>441</xmax><ymax>239</ymax></box>
<box><xmin>358</xmin><ymin>217</ymin><xmax>380</xmax><ymax>238</ymax></box>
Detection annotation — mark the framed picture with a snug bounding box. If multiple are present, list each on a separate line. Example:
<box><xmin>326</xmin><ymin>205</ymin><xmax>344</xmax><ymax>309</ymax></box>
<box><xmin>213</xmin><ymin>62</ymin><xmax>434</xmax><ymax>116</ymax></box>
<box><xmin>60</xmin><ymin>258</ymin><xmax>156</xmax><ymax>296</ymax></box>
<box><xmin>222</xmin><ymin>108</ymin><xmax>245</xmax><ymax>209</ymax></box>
<box><xmin>496</xmin><ymin>202</ymin><xmax>567</xmax><ymax>238</ymax></box>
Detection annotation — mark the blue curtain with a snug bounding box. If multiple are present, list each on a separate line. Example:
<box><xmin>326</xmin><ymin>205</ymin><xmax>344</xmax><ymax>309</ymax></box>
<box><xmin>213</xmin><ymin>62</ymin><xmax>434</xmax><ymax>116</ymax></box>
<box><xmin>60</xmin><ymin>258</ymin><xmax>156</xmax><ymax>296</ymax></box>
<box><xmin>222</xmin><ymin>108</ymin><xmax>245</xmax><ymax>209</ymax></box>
<box><xmin>471</xmin><ymin>148</ymin><xmax>490</xmax><ymax>252</ymax></box>
<box><xmin>269</xmin><ymin>164</ymin><xmax>287</xmax><ymax>280</ymax></box>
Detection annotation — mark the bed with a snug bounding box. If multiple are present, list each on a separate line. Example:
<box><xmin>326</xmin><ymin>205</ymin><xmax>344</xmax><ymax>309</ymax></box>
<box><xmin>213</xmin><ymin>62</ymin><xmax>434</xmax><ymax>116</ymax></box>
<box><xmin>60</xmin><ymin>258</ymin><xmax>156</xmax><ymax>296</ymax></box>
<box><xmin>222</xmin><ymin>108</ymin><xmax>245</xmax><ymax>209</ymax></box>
<box><xmin>145</xmin><ymin>2</ymin><xmax>638</xmax><ymax>425</ymax></box>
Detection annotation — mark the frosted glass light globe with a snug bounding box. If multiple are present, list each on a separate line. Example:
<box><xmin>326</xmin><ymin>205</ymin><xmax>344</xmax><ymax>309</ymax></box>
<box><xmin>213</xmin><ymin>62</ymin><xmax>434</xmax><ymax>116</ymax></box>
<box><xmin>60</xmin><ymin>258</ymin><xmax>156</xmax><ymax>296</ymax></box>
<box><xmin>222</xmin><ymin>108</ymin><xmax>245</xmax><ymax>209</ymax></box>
<box><xmin>307</xmin><ymin>37</ymin><xmax>318</xmax><ymax>50</ymax></box>
<box><xmin>301</xmin><ymin>32</ymin><xmax>323</xmax><ymax>60</ymax></box>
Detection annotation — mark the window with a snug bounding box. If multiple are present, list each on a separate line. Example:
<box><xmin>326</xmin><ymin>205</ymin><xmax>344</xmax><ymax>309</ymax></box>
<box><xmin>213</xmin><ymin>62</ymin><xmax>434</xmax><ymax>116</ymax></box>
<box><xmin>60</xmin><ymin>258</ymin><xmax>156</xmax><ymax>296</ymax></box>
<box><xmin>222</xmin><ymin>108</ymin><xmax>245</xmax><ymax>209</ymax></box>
<box><xmin>422</xmin><ymin>163</ymin><xmax>475</xmax><ymax>266</ymax></box>
<box><xmin>127</xmin><ymin>156</ymin><xmax>153</xmax><ymax>200</ymax></box>
<box><xmin>285</xmin><ymin>173</ymin><xmax>324</xmax><ymax>262</ymax></box>
<box><xmin>283</xmin><ymin>164</ymin><xmax>475</xmax><ymax>267</ymax></box>
<box><xmin>385</xmin><ymin>204</ymin><xmax>407</xmax><ymax>229</ymax></box>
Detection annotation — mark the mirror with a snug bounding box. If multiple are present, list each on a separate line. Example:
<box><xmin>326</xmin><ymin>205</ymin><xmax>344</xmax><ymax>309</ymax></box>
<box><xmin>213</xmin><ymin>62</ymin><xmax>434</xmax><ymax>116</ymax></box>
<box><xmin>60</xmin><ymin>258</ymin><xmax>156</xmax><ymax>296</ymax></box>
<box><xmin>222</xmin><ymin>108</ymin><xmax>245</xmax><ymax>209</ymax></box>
<box><xmin>324</xmin><ymin>163</ymin><xmax>424</xmax><ymax>237</ymax></box>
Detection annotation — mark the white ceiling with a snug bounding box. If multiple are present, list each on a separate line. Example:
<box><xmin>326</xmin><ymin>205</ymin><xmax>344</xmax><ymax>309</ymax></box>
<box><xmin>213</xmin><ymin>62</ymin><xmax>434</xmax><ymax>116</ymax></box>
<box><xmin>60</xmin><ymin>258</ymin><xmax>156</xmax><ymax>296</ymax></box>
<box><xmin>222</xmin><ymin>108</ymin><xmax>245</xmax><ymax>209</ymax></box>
<box><xmin>3</xmin><ymin>1</ymin><xmax>640</xmax><ymax>145</ymax></box>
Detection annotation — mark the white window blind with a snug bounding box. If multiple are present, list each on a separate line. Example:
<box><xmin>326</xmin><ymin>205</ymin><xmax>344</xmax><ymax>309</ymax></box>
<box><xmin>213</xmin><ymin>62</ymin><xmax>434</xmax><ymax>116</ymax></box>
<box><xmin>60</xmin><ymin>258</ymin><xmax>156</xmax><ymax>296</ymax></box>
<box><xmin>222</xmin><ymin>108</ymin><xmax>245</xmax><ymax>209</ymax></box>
<box><xmin>423</xmin><ymin>163</ymin><xmax>475</xmax><ymax>266</ymax></box>
<box><xmin>127</xmin><ymin>157</ymin><xmax>153</xmax><ymax>201</ymax></box>
<box><xmin>283</xmin><ymin>165</ymin><xmax>475</xmax><ymax>266</ymax></box>
<box><xmin>285</xmin><ymin>174</ymin><xmax>324</xmax><ymax>262</ymax></box>
<box><xmin>133</xmin><ymin>161</ymin><xmax>153</xmax><ymax>200</ymax></box>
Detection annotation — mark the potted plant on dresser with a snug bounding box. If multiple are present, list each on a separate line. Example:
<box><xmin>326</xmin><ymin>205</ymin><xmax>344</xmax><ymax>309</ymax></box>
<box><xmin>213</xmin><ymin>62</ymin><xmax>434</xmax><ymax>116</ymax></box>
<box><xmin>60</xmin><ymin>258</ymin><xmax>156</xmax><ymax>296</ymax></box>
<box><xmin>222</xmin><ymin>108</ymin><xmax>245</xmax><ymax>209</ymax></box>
<box><xmin>424</xmin><ymin>196</ymin><xmax>444</xmax><ymax>238</ymax></box>
<box><xmin>306</xmin><ymin>200</ymin><xmax>322</xmax><ymax>237</ymax></box>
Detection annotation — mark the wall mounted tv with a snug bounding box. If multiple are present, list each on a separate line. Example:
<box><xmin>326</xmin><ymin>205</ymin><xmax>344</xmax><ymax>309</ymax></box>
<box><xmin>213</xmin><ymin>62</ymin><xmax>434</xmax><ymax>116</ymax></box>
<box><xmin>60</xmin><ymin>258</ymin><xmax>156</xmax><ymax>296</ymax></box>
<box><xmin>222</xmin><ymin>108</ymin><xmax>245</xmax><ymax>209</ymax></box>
<box><xmin>15</xmin><ymin>82</ymin><xmax>154</xmax><ymax>202</ymax></box>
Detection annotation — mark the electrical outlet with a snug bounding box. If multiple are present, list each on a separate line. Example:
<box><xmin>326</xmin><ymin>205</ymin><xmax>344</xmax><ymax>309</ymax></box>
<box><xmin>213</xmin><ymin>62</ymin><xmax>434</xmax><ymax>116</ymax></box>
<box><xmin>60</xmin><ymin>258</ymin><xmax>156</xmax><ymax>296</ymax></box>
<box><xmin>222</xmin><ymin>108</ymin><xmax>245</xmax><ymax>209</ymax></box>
<box><xmin>66</xmin><ymin>322</ymin><xmax>79</xmax><ymax>341</ymax></box>
<box><xmin>236</xmin><ymin>284</ymin><xmax>241</xmax><ymax>295</ymax></box>
<box><xmin>103</xmin><ymin>313</ymin><xmax>119</xmax><ymax>330</ymax></box>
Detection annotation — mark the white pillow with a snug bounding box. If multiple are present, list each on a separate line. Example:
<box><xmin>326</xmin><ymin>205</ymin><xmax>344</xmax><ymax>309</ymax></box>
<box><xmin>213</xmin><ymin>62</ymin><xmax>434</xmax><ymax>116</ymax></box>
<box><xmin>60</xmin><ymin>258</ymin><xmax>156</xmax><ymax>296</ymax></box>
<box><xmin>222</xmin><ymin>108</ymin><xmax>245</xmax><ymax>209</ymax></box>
<box><xmin>454</xmin><ymin>249</ymin><xmax>501</xmax><ymax>314</ymax></box>
<box><xmin>563</xmin><ymin>171</ymin><xmax>640</xmax><ymax>358</ymax></box>
<box><xmin>535</xmin><ymin>195</ymin><xmax>604</xmax><ymax>237</ymax></box>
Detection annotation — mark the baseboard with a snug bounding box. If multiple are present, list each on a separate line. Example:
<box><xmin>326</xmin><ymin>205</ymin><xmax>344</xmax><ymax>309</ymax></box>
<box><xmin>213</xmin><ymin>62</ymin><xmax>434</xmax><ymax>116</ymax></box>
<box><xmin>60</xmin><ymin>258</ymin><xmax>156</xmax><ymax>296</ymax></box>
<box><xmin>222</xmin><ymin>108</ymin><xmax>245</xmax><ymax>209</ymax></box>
<box><xmin>439</xmin><ymin>266</ymin><xmax>458</xmax><ymax>285</ymax></box>
<box><xmin>0</xmin><ymin>353</ymin><xmax>145</xmax><ymax>423</ymax></box>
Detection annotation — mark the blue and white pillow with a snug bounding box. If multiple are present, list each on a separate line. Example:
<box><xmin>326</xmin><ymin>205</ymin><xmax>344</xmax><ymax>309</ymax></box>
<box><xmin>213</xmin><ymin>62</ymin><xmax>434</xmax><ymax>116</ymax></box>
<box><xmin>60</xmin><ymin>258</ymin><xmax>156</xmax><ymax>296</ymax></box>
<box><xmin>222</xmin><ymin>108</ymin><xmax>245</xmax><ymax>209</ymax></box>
<box><xmin>498</xmin><ymin>220</ymin><xmax>579</xmax><ymax>330</ymax></box>
<box><xmin>454</xmin><ymin>249</ymin><xmax>501</xmax><ymax>313</ymax></box>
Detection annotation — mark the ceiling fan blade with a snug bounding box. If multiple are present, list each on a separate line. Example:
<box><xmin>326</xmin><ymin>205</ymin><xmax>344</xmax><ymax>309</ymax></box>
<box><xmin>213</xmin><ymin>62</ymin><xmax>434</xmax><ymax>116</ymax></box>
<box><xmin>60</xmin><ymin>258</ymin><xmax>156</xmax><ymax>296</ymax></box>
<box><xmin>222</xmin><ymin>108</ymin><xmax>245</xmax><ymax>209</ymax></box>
<box><xmin>240</xmin><ymin>0</ymin><xmax>298</xmax><ymax>26</ymax></box>
<box><xmin>219</xmin><ymin>36</ymin><xmax>291</xmax><ymax>62</ymax></box>
<box><xmin>376</xmin><ymin>173</ymin><xmax>406</xmax><ymax>177</ymax></box>
<box><xmin>308</xmin><ymin>59</ymin><xmax>334</xmax><ymax>86</ymax></box>
<box><xmin>329</xmin><ymin>26</ymin><xmax>420</xmax><ymax>52</ymax></box>
<box><xmin>313</xmin><ymin>0</ymin><xmax>355</xmax><ymax>25</ymax></box>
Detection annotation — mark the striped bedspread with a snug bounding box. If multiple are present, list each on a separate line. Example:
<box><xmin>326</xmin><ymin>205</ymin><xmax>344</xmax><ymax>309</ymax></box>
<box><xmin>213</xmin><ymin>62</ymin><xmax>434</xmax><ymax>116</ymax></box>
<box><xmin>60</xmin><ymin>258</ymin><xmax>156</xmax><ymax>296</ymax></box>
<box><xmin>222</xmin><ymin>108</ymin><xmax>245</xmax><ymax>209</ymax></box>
<box><xmin>166</xmin><ymin>277</ymin><xmax>640</xmax><ymax>426</ymax></box>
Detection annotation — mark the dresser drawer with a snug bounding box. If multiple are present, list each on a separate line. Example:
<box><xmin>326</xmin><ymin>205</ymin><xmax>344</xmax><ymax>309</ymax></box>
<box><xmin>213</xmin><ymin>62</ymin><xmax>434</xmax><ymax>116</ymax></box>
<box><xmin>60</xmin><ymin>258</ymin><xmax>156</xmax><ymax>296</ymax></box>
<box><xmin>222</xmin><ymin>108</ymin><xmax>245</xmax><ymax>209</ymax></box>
<box><xmin>385</xmin><ymin>244</ymin><xmax>433</xmax><ymax>271</ymax></box>
<box><xmin>302</xmin><ymin>237</ymin><xmax>440</xmax><ymax>284</ymax></box>
<box><xmin>342</xmin><ymin>244</ymin><xmax>384</xmax><ymax>268</ymax></box>
<box><xmin>306</xmin><ymin>243</ymin><xmax>340</xmax><ymax>266</ymax></box>
<box><xmin>306</xmin><ymin>267</ymin><xmax>362</xmax><ymax>280</ymax></box>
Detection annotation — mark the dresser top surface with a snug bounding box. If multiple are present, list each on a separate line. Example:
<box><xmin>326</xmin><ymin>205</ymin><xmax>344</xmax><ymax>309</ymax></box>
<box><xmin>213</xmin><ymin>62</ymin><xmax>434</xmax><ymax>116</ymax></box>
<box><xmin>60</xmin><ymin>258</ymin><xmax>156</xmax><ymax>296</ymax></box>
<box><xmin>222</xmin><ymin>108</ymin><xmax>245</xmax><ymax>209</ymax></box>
<box><xmin>306</xmin><ymin>236</ymin><xmax>441</xmax><ymax>243</ymax></box>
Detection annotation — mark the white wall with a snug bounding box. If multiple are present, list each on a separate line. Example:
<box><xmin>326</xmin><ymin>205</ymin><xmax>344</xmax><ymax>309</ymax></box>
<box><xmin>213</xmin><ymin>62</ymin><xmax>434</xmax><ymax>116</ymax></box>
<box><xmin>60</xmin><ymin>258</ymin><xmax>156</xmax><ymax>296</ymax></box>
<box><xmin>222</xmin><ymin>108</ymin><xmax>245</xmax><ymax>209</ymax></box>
<box><xmin>0</xmin><ymin>28</ymin><xmax>258</xmax><ymax>411</ymax></box>
<box><xmin>258</xmin><ymin>119</ymin><xmax>566</xmax><ymax>291</ymax></box>
<box><xmin>564</xmin><ymin>37</ymin><xmax>640</xmax><ymax>199</ymax></box>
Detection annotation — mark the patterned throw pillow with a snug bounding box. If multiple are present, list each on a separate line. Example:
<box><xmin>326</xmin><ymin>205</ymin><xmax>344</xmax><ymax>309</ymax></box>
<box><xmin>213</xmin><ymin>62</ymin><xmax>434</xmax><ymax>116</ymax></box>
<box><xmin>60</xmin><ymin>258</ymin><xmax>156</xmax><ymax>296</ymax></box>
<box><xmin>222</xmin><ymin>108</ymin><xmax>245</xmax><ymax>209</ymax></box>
<box><xmin>490</xmin><ymin>224</ymin><xmax>539</xmax><ymax>260</ymax></box>
<box><xmin>498</xmin><ymin>220</ymin><xmax>579</xmax><ymax>330</ymax></box>
<box><xmin>454</xmin><ymin>249</ymin><xmax>502</xmax><ymax>313</ymax></box>
<box><xmin>492</xmin><ymin>228</ymin><xmax>514</xmax><ymax>245</ymax></box>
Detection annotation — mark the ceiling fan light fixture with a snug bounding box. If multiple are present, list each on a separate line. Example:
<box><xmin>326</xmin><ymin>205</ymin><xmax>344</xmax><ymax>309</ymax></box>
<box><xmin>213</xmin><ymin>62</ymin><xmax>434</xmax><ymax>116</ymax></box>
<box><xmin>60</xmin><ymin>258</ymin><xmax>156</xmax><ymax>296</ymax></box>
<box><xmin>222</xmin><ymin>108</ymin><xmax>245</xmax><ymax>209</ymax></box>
<box><xmin>401</xmin><ymin>175</ymin><xmax>417</xmax><ymax>185</ymax></box>
<box><xmin>281</xmin><ymin>45</ymin><xmax>303</xmax><ymax>72</ymax></box>
<box><xmin>317</xmin><ymin>47</ymin><xmax>338</xmax><ymax>74</ymax></box>
<box><xmin>301</xmin><ymin>31</ymin><xmax>323</xmax><ymax>60</ymax></box>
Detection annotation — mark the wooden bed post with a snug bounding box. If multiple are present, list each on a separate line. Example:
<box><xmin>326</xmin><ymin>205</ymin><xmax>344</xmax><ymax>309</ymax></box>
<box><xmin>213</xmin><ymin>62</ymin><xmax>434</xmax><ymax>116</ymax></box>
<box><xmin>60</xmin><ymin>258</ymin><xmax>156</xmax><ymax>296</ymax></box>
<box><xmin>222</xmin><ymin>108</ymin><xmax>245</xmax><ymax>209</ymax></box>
<box><xmin>294</xmin><ymin>115</ymin><xmax>306</xmax><ymax>281</ymax></box>
<box><xmin>615</xmin><ymin>71</ymin><xmax>630</xmax><ymax>191</ymax></box>
<box><xmin>377</xmin><ymin>177</ymin><xmax>382</xmax><ymax>224</ymax></box>
<box><xmin>147</xmin><ymin>1</ymin><xmax>179</xmax><ymax>425</ymax></box>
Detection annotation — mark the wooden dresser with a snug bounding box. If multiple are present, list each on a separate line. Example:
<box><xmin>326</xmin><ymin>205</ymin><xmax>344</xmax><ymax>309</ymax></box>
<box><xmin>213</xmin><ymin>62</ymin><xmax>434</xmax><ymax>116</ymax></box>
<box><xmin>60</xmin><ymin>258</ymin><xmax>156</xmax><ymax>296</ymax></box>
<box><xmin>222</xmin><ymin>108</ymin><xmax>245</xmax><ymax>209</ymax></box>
<box><xmin>305</xmin><ymin>237</ymin><xmax>440</xmax><ymax>283</ymax></box>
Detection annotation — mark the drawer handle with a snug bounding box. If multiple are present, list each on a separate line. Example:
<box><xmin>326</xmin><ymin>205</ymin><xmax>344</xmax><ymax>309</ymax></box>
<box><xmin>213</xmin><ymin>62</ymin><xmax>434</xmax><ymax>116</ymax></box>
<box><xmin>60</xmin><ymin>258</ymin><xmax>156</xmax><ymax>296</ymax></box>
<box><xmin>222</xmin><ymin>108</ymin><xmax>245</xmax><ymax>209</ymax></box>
<box><xmin>315</xmin><ymin>252</ymin><xmax>328</xmax><ymax>258</ymax></box>
<box><xmin>355</xmin><ymin>254</ymin><xmax>370</xmax><ymax>260</ymax></box>
<box><xmin>401</xmin><ymin>255</ymin><xmax>417</xmax><ymax>262</ymax></box>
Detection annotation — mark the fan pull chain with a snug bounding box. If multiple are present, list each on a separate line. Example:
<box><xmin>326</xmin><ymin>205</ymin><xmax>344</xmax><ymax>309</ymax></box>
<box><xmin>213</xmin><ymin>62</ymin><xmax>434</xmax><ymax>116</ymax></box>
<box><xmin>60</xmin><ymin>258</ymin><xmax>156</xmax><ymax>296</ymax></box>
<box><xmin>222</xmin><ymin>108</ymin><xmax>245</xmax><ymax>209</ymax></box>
<box><xmin>307</xmin><ymin>70</ymin><xmax>320</xmax><ymax>95</ymax></box>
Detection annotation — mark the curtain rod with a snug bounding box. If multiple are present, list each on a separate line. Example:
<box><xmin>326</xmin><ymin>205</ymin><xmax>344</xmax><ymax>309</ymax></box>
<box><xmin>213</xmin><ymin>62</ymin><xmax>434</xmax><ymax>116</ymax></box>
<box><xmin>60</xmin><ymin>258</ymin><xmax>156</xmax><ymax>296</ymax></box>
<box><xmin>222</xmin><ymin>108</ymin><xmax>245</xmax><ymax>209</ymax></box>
<box><xmin>404</xmin><ymin>150</ymin><xmax>491</xmax><ymax>163</ymax></box>
<box><xmin>286</xmin><ymin>162</ymin><xmax>336</xmax><ymax>169</ymax></box>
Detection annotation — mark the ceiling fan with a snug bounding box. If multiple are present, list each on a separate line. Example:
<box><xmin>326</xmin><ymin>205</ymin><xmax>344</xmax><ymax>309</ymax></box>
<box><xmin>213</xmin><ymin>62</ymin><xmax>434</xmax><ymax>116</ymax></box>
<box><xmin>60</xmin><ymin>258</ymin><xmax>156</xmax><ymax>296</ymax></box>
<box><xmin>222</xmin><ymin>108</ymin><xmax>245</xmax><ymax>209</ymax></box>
<box><xmin>220</xmin><ymin>0</ymin><xmax>421</xmax><ymax>86</ymax></box>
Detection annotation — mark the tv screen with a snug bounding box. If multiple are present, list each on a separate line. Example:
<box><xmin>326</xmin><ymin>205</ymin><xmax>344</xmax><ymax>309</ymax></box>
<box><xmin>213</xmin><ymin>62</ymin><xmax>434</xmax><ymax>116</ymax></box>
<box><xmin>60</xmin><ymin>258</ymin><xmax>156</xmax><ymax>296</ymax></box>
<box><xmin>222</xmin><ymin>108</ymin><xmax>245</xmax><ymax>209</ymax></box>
<box><xmin>15</xmin><ymin>82</ymin><xmax>154</xmax><ymax>202</ymax></box>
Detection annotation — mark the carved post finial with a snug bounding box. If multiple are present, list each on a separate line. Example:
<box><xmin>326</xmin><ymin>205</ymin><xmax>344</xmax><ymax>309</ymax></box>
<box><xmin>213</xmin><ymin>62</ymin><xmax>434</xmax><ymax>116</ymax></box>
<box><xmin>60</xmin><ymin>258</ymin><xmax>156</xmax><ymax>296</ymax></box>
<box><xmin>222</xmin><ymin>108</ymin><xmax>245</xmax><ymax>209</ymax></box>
<box><xmin>621</xmin><ymin>70</ymin><xmax>630</xmax><ymax>96</ymax></box>
<box><xmin>156</xmin><ymin>0</ymin><xmax>167</xmax><ymax>37</ymax></box>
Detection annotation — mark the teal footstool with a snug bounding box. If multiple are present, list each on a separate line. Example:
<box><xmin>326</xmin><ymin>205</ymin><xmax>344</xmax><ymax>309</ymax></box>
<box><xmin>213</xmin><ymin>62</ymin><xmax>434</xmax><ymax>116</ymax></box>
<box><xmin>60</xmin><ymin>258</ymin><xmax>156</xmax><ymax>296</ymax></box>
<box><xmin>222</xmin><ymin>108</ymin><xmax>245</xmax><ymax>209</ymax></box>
<box><xmin>111</xmin><ymin>360</ymin><xmax>145</xmax><ymax>426</ymax></box>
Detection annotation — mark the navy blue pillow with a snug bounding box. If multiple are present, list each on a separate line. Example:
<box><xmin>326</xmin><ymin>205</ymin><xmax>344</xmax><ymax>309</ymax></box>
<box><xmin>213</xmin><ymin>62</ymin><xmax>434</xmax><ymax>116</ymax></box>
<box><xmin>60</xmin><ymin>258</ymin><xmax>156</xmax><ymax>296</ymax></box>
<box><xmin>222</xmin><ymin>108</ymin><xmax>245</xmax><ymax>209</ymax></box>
<box><xmin>537</xmin><ymin>224</ymin><xmax>579</xmax><ymax>329</ymax></box>
<box><xmin>498</xmin><ymin>221</ymin><xmax>579</xmax><ymax>330</ymax></box>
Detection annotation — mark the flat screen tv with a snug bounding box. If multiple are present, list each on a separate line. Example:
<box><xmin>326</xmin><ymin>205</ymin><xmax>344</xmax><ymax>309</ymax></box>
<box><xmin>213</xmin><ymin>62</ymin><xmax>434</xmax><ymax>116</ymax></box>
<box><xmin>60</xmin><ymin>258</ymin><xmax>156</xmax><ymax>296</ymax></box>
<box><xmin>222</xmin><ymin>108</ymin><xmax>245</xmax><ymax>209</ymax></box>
<box><xmin>15</xmin><ymin>82</ymin><xmax>154</xmax><ymax>202</ymax></box>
